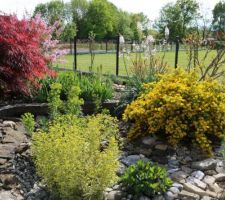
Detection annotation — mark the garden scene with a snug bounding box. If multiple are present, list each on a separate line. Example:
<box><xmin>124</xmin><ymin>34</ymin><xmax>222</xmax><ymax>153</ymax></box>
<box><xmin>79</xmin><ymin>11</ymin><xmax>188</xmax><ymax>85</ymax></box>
<box><xmin>0</xmin><ymin>0</ymin><xmax>225</xmax><ymax>199</ymax></box>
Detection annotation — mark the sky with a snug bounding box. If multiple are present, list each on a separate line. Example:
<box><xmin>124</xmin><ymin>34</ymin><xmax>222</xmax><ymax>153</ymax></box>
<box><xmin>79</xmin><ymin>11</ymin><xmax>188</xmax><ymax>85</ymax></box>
<box><xmin>0</xmin><ymin>0</ymin><xmax>221</xmax><ymax>21</ymax></box>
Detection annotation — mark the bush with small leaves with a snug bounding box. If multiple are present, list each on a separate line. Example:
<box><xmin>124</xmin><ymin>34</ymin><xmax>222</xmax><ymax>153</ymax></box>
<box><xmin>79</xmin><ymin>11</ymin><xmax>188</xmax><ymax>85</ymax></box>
<box><xmin>32</xmin><ymin>114</ymin><xmax>120</xmax><ymax>200</ymax></box>
<box><xmin>122</xmin><ymin>160</ymin><xmax>172</xmax><ymax>198</ymax></box>
<box><xmin>123</xmin><ymin>69</ymin><xmax>225</xmax><ymax>156</ymax></box>
<box><xmin>21</xmin><ymin>113</ymin><xmax>35</xmax><ymax>136</ymax></box>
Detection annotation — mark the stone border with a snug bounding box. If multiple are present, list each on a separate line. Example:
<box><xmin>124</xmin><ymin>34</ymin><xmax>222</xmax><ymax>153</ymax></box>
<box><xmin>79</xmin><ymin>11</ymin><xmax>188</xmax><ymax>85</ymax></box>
<box><xmin>0</xmin><ymin>100</ymin><xmax>120</xmax><ymax>117</ymax></box>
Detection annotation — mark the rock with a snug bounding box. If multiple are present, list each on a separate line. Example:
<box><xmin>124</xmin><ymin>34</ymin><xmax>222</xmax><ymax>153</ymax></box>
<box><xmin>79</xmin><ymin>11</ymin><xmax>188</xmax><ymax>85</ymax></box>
<box><xmin>201</xmin><ymin>196</ymin><xmax>212</xmax><ymax>200</ymax></box>
<box><xmin>106</xmin><ymin>190</ymin><xmax>123</xmax><ymax>200</ymax></box>
<box><xmin>170</xmin><ymin>171</ymin><xmax>188</xmax><ymax>182</ymax></box>
<box><xmin>193</xmin><ymin>178</ymin><xmax>207</xmax><ymax>190</ymax></box>
<box><xmin>204</xmin><ymin>170</ymin><xmax>217</xmax><ymax>176</ymax></box>
<box><xmin>169</xmin><ymin>186</ymin><xmax>180</xmax><ymax>194</ymax></box>
<box><xmin>117</xmin><ymin>163</ymin><xmax>126</xmax><ymax>176</ymax></box>
<box><xmin>183</xmin><ymin>182</ymin><xmax>216</xmax><ymax>197</ymax></box>
<box><xmin>0</xmin><ymin>191</ymin><xmax>18</xmax><ymax>200</ymax></box>
<box><xmin>0</xmin><ymin>174</ymin><xmax>18</xmax><ymax>189</ymax></box>
<box><xmin>142</xmin><ymin>136</ymin><xmax>157</xmax><ymax>146</ymax></box>
<box><xmin>213</xmin><ymin>173</ymin><xmax>225</xmax><ymax>182</ymax></box>
<box><xmin>167</xmin><ymin>168</ymin><xmax>180</xmax><ymax>174</ymax></box>
<box><xmin>153</xmin><ymin>195</ymin><xmax>165</xmax><ymax>200</ymax></box>
<box><xmin>112</xmin><ymin>185</ymin><xmax>120</xmax><ymax>190</ymax></box>
<box><xmin>127</xmin><ymin>194</ymin><xmax>133</xmax><ymax>199</ymax></box>
<box><xmin>215</xmin><ymin>165</ymin><xmax>225</xmax><ymax>174</ymax></box>
<box><xmin>165</xmin><ymin>191</ymin><xmax>177</xmax><ymax>200</ymax></box>
<box><xmin>191</xmin><ymin>159</ymin><xmax>218</xmax><ymax>171</ymax></box>
<box><xmin>208</xmin><ymin>183</ymin><xmax>223</xmax><ymax>193</ymax></box>
<box><xmin>172</xmin><ymin>182</ymin><xmax>183</xmax><ymax>190</ymax></box>
<box><xmin>203</xmin><ymin>175</ymin><xmax>215</xmax><ymax>185</ymax></box>
<box><xmin>178</xmin><ymin>190</ymin><xmax>200</xmax><ymax>200</ymax></box>
<box><xmin>15</xmin><ymin>143</ymin><xmax>29</xmax><ymax>154</ymax></box>
<box><xmin>3</xmin><ymin>121</ymin><xmax>16</xmax><ymax>129</ymax></box>
<box><xmin>181</xmin><ymin>166</ymin><xmax>192</xmax><ymax>174</ymax></box>
<box><xmin>0</xmin><ymin>158</ymin><xmax>7</xmax><ymax>165</ymax></box>
<box><xmin>155</xmin><ymin>144</ymin><xmax>168</xmax><ymax>151</ymax></box>
<box><xmin>139</xmin><ymin>196</ymin><xmax>151</xmax><ymax>200</ymax></box>
<box><xmin>191</xmin><ymin>171</ymin><xmax>205</xmax><ymax>180</ymax></box>
<box><xmin>0</xmin><ymin>144</ymin><xmax>15</xmax><ymax>158</ymax></box>
<box><xmin>105</xmin><ymin>188</ymin><xmax>113</xmax><ymax>192</ymax></box>
<box><xmin>120</xmin><ymin>155</ymin><xmax>149</xmax><ymax>166</ymax></box>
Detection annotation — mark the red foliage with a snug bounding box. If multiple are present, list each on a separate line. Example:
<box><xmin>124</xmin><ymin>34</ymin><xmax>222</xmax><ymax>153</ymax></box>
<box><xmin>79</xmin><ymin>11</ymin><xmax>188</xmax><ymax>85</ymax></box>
<box><xmin>0</xmin><ymin>14</ymin><xmax>56</xmax><ymax>96</ymax></box>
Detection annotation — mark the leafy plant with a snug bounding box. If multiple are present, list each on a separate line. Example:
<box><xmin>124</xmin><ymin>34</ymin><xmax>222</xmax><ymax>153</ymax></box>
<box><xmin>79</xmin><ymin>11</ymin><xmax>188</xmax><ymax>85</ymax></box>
<box><xmin>124</xmin><ymin>69</ymin><xmax>225</xmax><ymax>156</ymax></box>
<box><xmin>32</xmin><ymin>114</ymin><xmax>119</xmax><ymax>200</ymax></box>
<box><xmin>47</xmin><ymin>83</ymin><xmax>63</xmax><ymax>119</ymax></box>
<box><xmin>21</xmin><ymin>113</ymin><xmax>35</xmax><ymax>136</ymax></box>
<box><xmin>0</xmin><ymin>14</ymin><xmax>62</xmax><ymax>97</ymax></box>
<box><xmin>122</xmin><ymin>160</ymin><xmax>172</xmax><ymax>197</ymax></box>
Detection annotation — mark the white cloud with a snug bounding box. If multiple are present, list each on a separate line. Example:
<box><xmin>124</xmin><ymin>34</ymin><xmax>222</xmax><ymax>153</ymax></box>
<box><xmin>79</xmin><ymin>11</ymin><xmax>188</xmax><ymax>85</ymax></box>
<box><xmin>0</xmin><ymin>0</ymin><xmax>221</xmax><ymax>21</ymax></box>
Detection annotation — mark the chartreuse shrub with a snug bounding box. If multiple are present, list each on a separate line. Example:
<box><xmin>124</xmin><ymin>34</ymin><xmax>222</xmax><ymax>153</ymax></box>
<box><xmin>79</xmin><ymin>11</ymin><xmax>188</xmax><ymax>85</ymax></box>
<box><xmin>123</xmin><ymin>69</ymin><xmax>225</xmax><ymax>156</ymax></box>
<box><xmin>122</xmin><ymin>160</ymin><xmax>172</xmax><ymax>197</ymax></box>
<box><xmin>32</xmin><ymin>114</ymin><xmax>120</xmax><ymax>200</ymax></box>
<box><xmin>21</xmin><ymin>112</ymin><xmax>35</xmax><ymax>136</ymax></box>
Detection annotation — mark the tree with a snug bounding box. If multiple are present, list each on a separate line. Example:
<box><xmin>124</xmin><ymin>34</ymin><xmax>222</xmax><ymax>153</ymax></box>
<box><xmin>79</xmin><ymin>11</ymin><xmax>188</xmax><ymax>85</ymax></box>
<box><xmin>155</xmin><ymin>0</ymin><xmax>199</xmax><ymax>40</ymax></box>
<box><xmin>0</xmin><ymin>15</ymin><xmax>57</xmax><ymax>96</ymax></box>
<box><xmin>212</xmin><ymin>0</ymin><xmax>225</xmax><ymax>37</ymax></box>
<box><xmin>33</xmin><ymin>0</ymin><xmax>65</xmax><ymax>25</ymax></box>
<box><xmin>84</xmin><ymin>0</ymin><xmax>118</xmax><ymax>39</ymax></box>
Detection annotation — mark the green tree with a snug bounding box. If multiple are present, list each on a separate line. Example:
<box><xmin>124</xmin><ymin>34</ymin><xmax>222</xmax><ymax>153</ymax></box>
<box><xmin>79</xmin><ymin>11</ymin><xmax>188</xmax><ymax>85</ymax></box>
<box><xmin>84</xmin><ymin>0</ymin><xmax>118</xmax><ymax>39</ymax></box>
<box><xmin>212</xmin><ymin>1</ymin><xmax>225</xmax><ymax>34</ymax></box>
<box><xmin>155</xmin><ymin>0</ymin><xmax>199</xmax><ymax>40</ymax></box>
<box><xmin>33</xmin><ymin>0</ymin><xmax>65</xmax><ymax>25</ymax></box>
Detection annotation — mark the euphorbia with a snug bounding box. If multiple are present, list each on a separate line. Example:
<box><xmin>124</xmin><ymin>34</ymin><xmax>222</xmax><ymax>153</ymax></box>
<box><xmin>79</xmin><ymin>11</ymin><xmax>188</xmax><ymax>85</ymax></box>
<box><xmin>0</xmin><ymin>14</ymin><xmax>65</xmax><ymax>96</ymax></box>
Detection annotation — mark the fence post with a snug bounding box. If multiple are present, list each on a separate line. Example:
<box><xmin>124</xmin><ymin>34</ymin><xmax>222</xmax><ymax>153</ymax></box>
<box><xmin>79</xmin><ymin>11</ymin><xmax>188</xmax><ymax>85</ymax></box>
<box><xmin>106</xmin><ymin>40</ymin><xmax>108</xmax><ymax>53</ymax></box>
<box><xmin>74</xmin><ymin>36</ymin><xmax>77</xmax><ymax>71</ymax></box>
<box><xmin>175</xmin><ymin>36</ymin><xmax>179</xmax><ymax>69</ymax></box>
<box><xmin>116</xmin><ymin>35</ymin><xmax>120</xmax><ymax>76</ymax></box>
<box><xmin>70</xmin><ymin>38</ymin><xmax>73</xmax><ymax>55</ymax></box>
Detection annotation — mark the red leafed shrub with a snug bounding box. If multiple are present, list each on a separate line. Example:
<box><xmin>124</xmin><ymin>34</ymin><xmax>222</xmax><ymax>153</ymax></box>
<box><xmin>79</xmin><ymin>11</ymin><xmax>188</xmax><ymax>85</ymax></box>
<box><xmin>0</xmin><ymin>14</ymin><xmax>57</xmax><ymax>96</ymax></box>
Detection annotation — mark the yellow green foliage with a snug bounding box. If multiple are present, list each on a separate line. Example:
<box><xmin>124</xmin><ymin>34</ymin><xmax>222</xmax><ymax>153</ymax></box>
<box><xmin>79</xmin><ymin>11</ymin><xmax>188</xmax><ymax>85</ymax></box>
<box><xmin>32</xmin><ymin>114</ymin><xmax>120</xmax><ymax>200</ymax></box>
<box><xmin>123</xmin><ymin>69</ymin><xmax>225</xmax><ymax>156</ymax></box>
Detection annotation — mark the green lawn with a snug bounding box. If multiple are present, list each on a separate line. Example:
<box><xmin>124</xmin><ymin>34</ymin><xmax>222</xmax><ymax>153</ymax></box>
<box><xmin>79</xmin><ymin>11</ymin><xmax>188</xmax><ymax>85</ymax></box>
<box><xmin>54</xmin><ymin>50</ymin><xmax>219</xmax><ymax>75</ymax></box>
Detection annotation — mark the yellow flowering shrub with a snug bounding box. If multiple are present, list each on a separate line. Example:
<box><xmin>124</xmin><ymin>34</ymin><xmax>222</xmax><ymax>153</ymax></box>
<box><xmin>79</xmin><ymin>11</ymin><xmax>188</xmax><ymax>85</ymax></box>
<box><xmin>123</xmin><ymin>69</ymin><xmax>225</xmax><ymax>156</ymax></box>
<box><xmin>32</xmin><ymin>114</ymin><xmax>120</xmax><ymax>200</ymax></box>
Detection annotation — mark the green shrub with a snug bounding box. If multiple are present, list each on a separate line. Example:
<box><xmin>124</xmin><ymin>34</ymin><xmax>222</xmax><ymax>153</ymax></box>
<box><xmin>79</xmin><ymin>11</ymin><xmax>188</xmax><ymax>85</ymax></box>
<box><xmin>32</xmin><ymin>114</ymin><xmax>120</xmax><ymax>200</ymax></box>
<box><xmin>47</xmin><ymin>83</ymin><xmax>63</xmax><ymax>119</ymax></box>
<box><xmin>122</xmin><ymin>160</ymin><xmax>172</xmax><ymax>198</ymax></box>
<box><xmin>21</xmin><ymin>112</ymin><xmax>35</xmax><ymax>136</ymax></box>
<box><xmin>123</xmin><ymin>69</ymin><xmax>225</xmax><ymax>156</ymax></box>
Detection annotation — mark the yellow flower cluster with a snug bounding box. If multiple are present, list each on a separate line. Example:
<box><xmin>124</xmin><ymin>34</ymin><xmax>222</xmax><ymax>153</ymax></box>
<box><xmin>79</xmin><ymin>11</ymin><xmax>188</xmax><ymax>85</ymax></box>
<box><xmin>123</xmin><ymin>69</ymin><xmax>225</xmax><ymax>156</ymax></box>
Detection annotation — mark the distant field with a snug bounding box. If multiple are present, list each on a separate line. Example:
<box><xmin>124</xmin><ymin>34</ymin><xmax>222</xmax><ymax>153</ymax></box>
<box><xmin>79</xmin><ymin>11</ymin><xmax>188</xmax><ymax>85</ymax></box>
<box><xmin>54</xmin><ymin>50</ymin><xmax>219</xmax><ymax>75</ymax></box>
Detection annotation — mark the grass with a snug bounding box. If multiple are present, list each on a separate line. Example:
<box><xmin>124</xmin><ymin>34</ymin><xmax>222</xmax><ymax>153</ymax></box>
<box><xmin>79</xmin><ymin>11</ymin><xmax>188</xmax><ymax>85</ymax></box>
<box><xmin>54</xmin><ymin>50</ymin><xmax>219</xmax><ymax>75</ymax></box>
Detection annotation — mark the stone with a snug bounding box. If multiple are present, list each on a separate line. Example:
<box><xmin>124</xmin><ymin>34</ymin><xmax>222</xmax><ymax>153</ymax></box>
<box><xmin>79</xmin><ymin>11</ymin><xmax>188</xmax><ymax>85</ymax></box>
<box><xmin>204</xmin><ymin>170</ymin><xmax>217</xmax><ymax>176</ymax></box>
<box><xmin>120</xmin><ymin>155</ymin><xmax>149</xmax><ymax>166</ymax></box>
<box><xmin>205</xmin><ymin>190</ymin><xmax>217</xmax><ymax>198</ymax></box>
<box><xmin>117</xmin><ymin>163</ymin><xmax>126</xmax><ymax>176</ymax></box>
<box><xmin>167</xmin><ymin>168</ymin><xmax>180</xmax><ymax>174</ymax></box>
<box><xmin>155</xmin><ymin>144</ymin><xmax>168</xmax><ymax>151</ymax></box>
<box><xmin>0</xmin><ymin>191</ymin><xmax>17</xmax><ymax>200</ymax></box>
<box><xmin>193</xmin><ymin>178</ymin><xmax>207</xmax><ymax>190</ymax></box>
<box><xmin>191</xmin><ymin>159</ymin><xmax>218</xmax><ymax>171</ymax></box>
<box><xmin>208</xmin><ymin>183</ymin><xmax>223</xmax><ymax>193</ymax></box>
<box><xmin>105</xmin><ymin>188</ymin><xmax>113</xmax><ymax>192</ymax></box>
<box><xmin>191</xmin><ymin>171</ymin><xmax>205</xmax><ymax>180</ymax></box>
<box><xmin>170</xmin><ymin>171</ymin><xmax>188</xmax><ymax>182</ymax></box>
<box><xmin>169</xmin><ymin>186</ymin><xmax>180</xmax><ymax>194</ymax></box>
<box><xmin>213</xmin><ymin>173</ymin><xmax>225</xmax><ymax>182</ymax></box>
<box><xmin>3</xmin><ymin>121</ymin><xmax>16</xmax><ymax>129</ymax></box>
<box><xmin>142</xmin><ymin>136</ymin><xmax>157</xmax><ymax>146</ymax></box>
<box><xmin>153</xmin><ymin>195</ymin><xmax>165</xmax><ymax>200</ymax></box>
<box><xmin>172</xmin><ymin>182</ymin><xmax>183</xmax><ymax>190</ymax></box>
<box><xmin>0</xmin><ymin>174</ymin><xmax>18</xmax><ymax>189</ymax></box>
<box><xmin>215</xmin><ymin>166</ymin><xmax>225</xmax><ymax>174</ymax></box>
<box><xmin>0</xmin><ymin>158</ymin><xmax>7</xmax><ymax>165</ymax></box>
<box><xmin>203</xmin><ymin>175</ymin><xmax>215</xmax><ymax>185</ymax></box>
<box><xmin>112</xmin><ymin>184</ymin><xmax>120</xmax><ymax>190</ymax></box>
<box><xmin>201</xmin><ymin>196</ymin><xmax>212</xmax><ymax>200</ymax></box>
<box><xmin>181</xmin><ymin>166</ymin><xmax>192</xmax><ymax>174</ymax></box>
<box><xmin>165</xmin><ymin>191</ymin><xmax>177</xmax><ymax>200</ymax></box>
<box><xmin>139</xmin><ymin>196</ymin><xmax>151</xmax><ymax>200</ymax></box>
<box><xmin>183</xmin><ymin>182</ymin><xmax>214</xmax><ymax>197</ymax></box>
<box><xmin>0</xmin><ymin>144</ymin><xmax>15</xmax><ymax>158</ymax></box>
<box><xmin>178</xmin><ymin>190</ymin><xmax>200</xmax><ymax>200</ymax></box>
<box><xmin>106</xmin><ymin>190</ymin><xmax>123</xmax><ymax>200</ymax></box>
